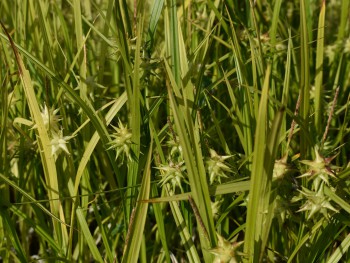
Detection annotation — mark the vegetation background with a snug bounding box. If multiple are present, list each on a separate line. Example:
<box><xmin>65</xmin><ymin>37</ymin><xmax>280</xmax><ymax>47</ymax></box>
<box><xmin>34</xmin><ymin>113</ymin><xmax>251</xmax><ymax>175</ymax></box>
<box><xmin>0</xmin><ymin>0</ymin><xmax>350</xmax><ymax>262</ymax></box>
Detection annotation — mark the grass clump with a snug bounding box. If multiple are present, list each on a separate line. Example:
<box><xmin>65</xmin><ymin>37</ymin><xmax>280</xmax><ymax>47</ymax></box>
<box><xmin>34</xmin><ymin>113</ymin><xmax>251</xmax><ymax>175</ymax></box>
<box><xmin>0</xmin><ymin>0</ymin><xmax>350</xmax><ymax>262</ymax></box>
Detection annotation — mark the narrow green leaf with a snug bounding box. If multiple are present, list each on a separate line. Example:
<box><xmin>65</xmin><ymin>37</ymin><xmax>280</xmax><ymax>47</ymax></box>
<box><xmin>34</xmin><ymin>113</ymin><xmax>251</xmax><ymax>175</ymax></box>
<box><xmin>167</xmin><ymin>189</ymin><xmax>201</xmax><ymax>263</ymax></box>
<box><xmin>269</xmin><ymin>0</ymin><xmax>282</xmax><ymax>47</ymax></box>
<box><xmin>76</xmin><ymin>207</ymin><xmax>104</xmax><ymax>263</ymax></box>
<box><xmin>287</xmin><ymin>219</ymin><xmax>324</xmax><ymax>263</ymax></box>
<box><xmin>327</xmin><ymin>233</ymin><xmax>350</xmax><ymax>263</ymax></box>
<box><xmin>150</xmin><ymin>185</ymin><xmax>171</xmax><ymax>263</ymax></box>
<box><xmin>122</xmin><ymin>142</ymin><xmax>152</xmax><ymax>262</ymax></box>
<box><xmin>337</xmin><ymin>0</ymin><xmax>350</xmax><ymax>41</ymax></box>
<box><xmin>167</xmin><ymin>0</ymin><xmax>181</xmax><ymax>85</ymax></box>
<box><xmin>97</xmin><ymin>0</ymin><xmax>114</xmax><ymax>83</ymax></box>
<box><xmin>147</xmin><ymin>0</ymin><xmax>164</xmax><ymax>49</ymax></box>
<box><xmin>260</xmin><ymin>108</ymin><xmax>285</xmax><ymax>258</ymax></box>
<box><xmin>314</xmin><ymin>0</ymin><xmax>325</xmax><ymax>133</ymax></box>
<box><xmin>142</xmin><ymin>180</ymin><xmax>250</xmax><ymax>203</ymax></box>
<box><xmin>324</xmin><ymin>186</ymin><xmax>350</xmax><ymax>215</ymax></box>
<box><xmin>299</xmin><ymin>0</ymin><xmax>311</xmax><ymax>156</ymax></box>
<box><xmin>37</xmin><ymin>0</ymin><xmax>55</xmax><ymax>70</ymax></box>
<box><xmin>244</xmin><ymin>65</ymin><xmax>271</xmax><ymax>262</ymax></box>
<box><xmin>227</xmin><ymin>13</ymin><xmax>253</xmax><ymax>162</ymax></box>
<box><xmin>0</xmin><ymin>210</ymin><xmax>27</xmax><ymax>262</ymax></box>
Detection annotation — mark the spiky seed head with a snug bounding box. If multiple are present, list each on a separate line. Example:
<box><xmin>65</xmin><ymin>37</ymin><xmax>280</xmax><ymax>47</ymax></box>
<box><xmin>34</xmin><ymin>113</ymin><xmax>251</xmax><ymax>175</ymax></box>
<box><xmin>107</xmin><ymin>119</ymin><xmax>132</xmax><ymax>162</ymax></box>
<box><xmin>206</xmin><ymin>149</ymin><xmax>234</xmax><ymax>185</ymax></box>
<box><xmin>299</xmin><ymin>148</ymin><xmax>338</xmax><ymax>190</ymax></box>
<box><xmin>208</xmin><ymin>233</ymin><xmax>243</xmax><ymax>263</ymax></box>
<box><xmin>50</xmin><ymin>129</ymin><xmax>74</xmax><ymax>159</ymax></box>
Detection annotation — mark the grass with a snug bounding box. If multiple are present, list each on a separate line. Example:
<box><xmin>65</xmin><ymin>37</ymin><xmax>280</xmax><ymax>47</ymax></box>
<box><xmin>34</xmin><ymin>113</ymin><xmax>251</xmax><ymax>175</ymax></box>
<box><xmin>0</xmin><ymin>0</ymin><xmax>350</xmax><ymax>262</ymax></box>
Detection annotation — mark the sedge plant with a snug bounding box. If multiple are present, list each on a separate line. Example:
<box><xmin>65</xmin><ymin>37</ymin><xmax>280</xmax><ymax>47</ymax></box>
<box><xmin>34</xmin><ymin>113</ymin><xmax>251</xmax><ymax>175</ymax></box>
<box><xmin>0</xmin><ymin>0</ymin><xmax>350</xmax><ymax>262</ymax></box>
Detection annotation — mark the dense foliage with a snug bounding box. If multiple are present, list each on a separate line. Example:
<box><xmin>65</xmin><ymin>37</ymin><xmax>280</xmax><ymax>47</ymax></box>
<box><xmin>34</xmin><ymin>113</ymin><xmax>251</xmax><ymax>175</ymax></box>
<box><xmin>1</xmin><ymin>0</ymin><xmax>350</xmax><ymax>262</ymax></box>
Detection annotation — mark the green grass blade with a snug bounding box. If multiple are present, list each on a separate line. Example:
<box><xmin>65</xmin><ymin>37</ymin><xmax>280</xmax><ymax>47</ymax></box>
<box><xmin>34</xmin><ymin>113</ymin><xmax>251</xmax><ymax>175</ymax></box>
<box><xmin>73</xmin><ymin>0</ymin><xmax>87</xmax><ymax>101</ymax></box>
<box><xmin>324</xmin><ymin>186</ymin><xmax>350</xmax><ymax>215</ymax></box>
<box><xmin>167</xmin><ymin>190</ymin><xmax>201</xmax><ymax>263</ymax></box>
<box><xmin>97</xmin><ymin>0</ymin><xmax>114</xmax><ymax>83</ymax></box>
<box><xmin>269</xmin><ymin>0</ymin><xmax>282</xmax><ymax>47</ymax></box>
<box><xmin>326</xmin><ymin>233</ymin><xmax>350</xmax><ymax>263</ymax></box>
<box><xmin>76</xmin><ymin>207</ymin><xmax>104</xmax><ymax>262</ymax></box>
<box><xmin>126</xmin><ymin>10</ymin><xmax>143</xmax><ymax>218</ymax></box>
<box><xmin>260</xmin><ymin>108</ymin><xmax>285</xmax><ymax>257</ymax></box>
<box><xmin>122</xmin><ymin>142</ymin><xmax>152</xmax><ymax>262</ymax></box>
<box><xmin>0</xmin><ymin>209</ymin><xmax>27</xmax><ymax>262</ymax></box>
<box><xmin>37</xmin><ymin>0</ymin><xmax>55</xmax><ymax>70</ymax></box>
<box><xmin>143</xmin><ymin>180</ymin><xmax>250</xmax><ymax>203</ymax></box>
<box><xmin>150</xmin><ymin>186</ymin><xmax>171</xmax><ymax>263</ymax></box>
<box><xmin>337</xmin><ymin>0</ymin><xmax>350</xmax><ymax>41</ymax></box>
<box><xmin>227</xmin><ymin>15</ymin><xmax>254</xmax><ymax>162</ymax></box>
<box><xmin>147</xmin><ymin>0</ymin><xmax>164</xmax><ymax>50</ymax></box>
<box><xmin>243</xmin><ymin>65</ymin><xmax>271</xmax><ymax>262</ymax></box>
<box><xmin>287</xmin><ymin>219</ymin><xmax>324</xmax><ymax>263</ymax></box>
<box><xmin>167</xmin><ymin>0</ymin><xmax>181</xmax><ymax>85</ymax></box>
<box><xmin>282</xmin><ymin>29</ymin><xmax>293</xmax><ymax>107</ymax></box>
<box><xmin>92</xmin><ymin>201</ymin><xmax>115</xmax><ymax>262</ymax></box>
<box><xmin>314</xmin><ymin>0</ymin><xmax>325</xmax><ymax>134</ymax></box>
<box><xmin>299</xmin><ymin>0</ymin><xmax>311</xmax><ymax>156</ymax></box>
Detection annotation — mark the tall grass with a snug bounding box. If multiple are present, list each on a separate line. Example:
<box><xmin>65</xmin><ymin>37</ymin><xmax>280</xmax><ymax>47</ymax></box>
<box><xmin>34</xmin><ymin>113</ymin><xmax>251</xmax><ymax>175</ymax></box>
<box><xmin>0</xmin><ymin>0</ymin><xmax>350</xmax><ymax>262</ymax></box>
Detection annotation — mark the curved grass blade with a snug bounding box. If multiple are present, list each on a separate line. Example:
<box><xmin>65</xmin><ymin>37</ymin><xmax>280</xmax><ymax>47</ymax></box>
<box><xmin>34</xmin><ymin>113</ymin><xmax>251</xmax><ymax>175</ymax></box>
<box><xmin>122</xmin><ymin>142</ymin><xmax>152</xmax><ymax>263</ymax></box>
<box><xmin>76</xmin><ymin>207</ymin><xmax>104</xmax><ymax>263</ymax></box>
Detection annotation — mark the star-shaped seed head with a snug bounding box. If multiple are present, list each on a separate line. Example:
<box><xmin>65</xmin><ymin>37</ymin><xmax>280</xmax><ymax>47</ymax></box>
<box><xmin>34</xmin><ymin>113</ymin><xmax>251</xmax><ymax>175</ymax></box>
<box><xmin>50</xmin><ymin>129</ymin><xmax>74</xmax><ymax>159</ymax></box>
<box><xmin>33</xmin><ymin>104</ymin><xmax>61</xmax><ymax>133</ymax></box>
<box><xmin>206</xmin><ymin>149</ymin><xmax>234</xmax><ymax>185</ymax></box>
<box><xmin>299</xmin><ymin>148</ymin><xmax>338</xmax><ymax>190</ymax></box>
<box><xmin>208</xmin><ymin>233</ymin><xmax>244</xmax><ymax>263</ymax></box>
<box><xmin>297</xmin><ymin>185</ymin><xmax>338</xmax><ymax>220</ymax></box>
<box><xmin>107</xmin><ymin>119</ymin><xmax>133</xmax><ymax>162</ymax></box>
<box><xmin>156</xmin><ymin>161</ymin><xmax>187</xmax><ymax>192</ymax></box>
